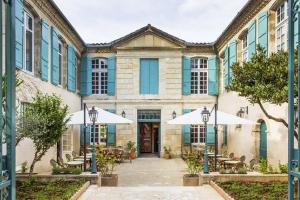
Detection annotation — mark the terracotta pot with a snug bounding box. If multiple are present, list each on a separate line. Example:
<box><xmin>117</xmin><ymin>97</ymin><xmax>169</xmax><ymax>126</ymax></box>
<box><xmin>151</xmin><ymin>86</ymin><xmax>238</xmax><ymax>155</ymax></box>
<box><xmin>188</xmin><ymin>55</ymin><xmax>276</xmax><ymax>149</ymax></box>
<box><xmin>101</xmin><ymin>174</ymin><xmax>118</xmax><ymax>187</ymax></box>
<box><xmin>183</xmin><ymin>174</ymin><xmax>199</xmax><ymax>186</ymax></box>
<box><xmin>163</xmin><ymin>153</ymin><xmax>171</xmax><ymax>159</ymax></box>
<box><xmin>129</xmin><ymin>151</ymin><xmax>136</xmax><ymax>159</ymax></box>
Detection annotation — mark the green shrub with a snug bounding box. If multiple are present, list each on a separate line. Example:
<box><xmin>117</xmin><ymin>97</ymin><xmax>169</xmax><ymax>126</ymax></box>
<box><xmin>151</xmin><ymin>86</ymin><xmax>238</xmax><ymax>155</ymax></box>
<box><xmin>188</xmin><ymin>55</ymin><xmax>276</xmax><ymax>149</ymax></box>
<box><xmin>237</xmin><ymin>167</ymin><xmax>247</xmax><ymax>174</ymax></box>
<box><xmin>185</xmin><ymin>152</ymin><xmax>202</xmax><ymax>176</ymax></box>
<box><xmin>259</xmin><ymin>159</ymin><xmax>268</xmax><ymax>173</ymax></box>
<box><xmin>52</xmin><ymin>167</ymin><xmax>81</xmax><ymax>175</ymax></box>
<box><xmin>278</xmin><ymin>162</ymin><xmax>288</xmax><ymax>174</ymax></box>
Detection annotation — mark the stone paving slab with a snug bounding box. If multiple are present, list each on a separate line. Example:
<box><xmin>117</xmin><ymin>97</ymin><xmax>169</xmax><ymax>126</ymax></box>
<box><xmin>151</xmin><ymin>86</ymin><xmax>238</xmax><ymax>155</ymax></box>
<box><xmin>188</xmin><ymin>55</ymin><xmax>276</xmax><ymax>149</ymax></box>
<box><xmin>79</xmin><ymin>185</ymin><xmax>224</xmax><ymax>200</ymax></box>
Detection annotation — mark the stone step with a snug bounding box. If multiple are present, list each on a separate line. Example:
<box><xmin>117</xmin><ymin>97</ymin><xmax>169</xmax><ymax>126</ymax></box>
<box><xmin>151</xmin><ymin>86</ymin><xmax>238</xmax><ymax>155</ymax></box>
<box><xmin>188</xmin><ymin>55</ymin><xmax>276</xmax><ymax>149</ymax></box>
<box><xmin>79</xmin><ymin>185</ymin><xmax>224</xmax><ymax>200</ymax></box>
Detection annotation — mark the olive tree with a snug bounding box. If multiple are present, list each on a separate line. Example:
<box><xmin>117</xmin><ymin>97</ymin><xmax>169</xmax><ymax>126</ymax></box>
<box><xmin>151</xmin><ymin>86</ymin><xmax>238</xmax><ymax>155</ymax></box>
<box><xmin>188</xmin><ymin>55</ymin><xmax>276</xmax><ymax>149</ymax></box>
<box><xmin>228</xmin><ymin>46</ymin><xmax>298</xmax><ymax>139</ymax></box>
<box><xmin>17</xmin><ymin>93</ymin><xmax>69</xmax><ymax>173</ymax></box>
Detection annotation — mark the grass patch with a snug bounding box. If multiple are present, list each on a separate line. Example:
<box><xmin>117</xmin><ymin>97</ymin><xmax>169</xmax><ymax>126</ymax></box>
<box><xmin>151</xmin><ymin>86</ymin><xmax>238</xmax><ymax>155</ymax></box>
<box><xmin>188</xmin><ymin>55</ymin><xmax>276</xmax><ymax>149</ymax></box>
<box><xmin>218</xmin><ymin>181</ymin><xmax>289</xmax><ymax>200</ymax></box>
<box><xmin>17</xmin><ymin>178</ymin><xmax>85</xmax><ymax>200</ymax></box>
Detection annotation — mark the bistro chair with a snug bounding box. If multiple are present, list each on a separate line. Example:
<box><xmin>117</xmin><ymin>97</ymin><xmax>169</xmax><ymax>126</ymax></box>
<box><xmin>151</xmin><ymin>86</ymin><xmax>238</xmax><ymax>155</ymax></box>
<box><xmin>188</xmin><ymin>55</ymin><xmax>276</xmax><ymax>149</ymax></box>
<box><xmin>72</xmin><ymin>151</ymin><xmax>78</xmax><ymax>159</ymax></box>
<box><xmin>50</xmin><ymin>159</ymin><xmax>58</xmax><ymax>168</ymax></box>
<box><xmin>65</xmin><ymin>154</ymin><xmax>72</xmax><ymax>162</ymax></box>
<box><xmin>58</xmin><ymin>156</ymin><xmax>67</xmax><ymax>168</ymax></box>
<box><xmin>229</xmin><ymin>153</ymin><xmax>234</xmax><ymax>159</ymax></box>
<box><xmin>248</xmin><ymin>159</ymin><xmax>257</xmax><ymax>171</ymax></box>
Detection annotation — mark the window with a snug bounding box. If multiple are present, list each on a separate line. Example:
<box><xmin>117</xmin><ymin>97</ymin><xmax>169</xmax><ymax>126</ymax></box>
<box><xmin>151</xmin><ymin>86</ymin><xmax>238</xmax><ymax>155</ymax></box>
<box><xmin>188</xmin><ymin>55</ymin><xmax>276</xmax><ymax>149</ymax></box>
<box><xmin>242</xmin><ymin>35</ymin><xmax>248</xmax><ymax>62</ymax></box>
<box><xmin>190</xmin><ymin>125</ymin><xmax>206</xmax><ymax>144</ymax></box>
<box><xmin>62</xmin><ymin>131</ymin><xmax>72</xmax><ymax>151</ymax></box>
<box><xmin>58</xmin><ymin>40</ymin><xmax>63</xmax><ymax>85</ymax></box>
<box><xmin>92</xmin><ymin>58</ymin><xmax>108</xmax><ymax>95</ymax></box>
<box><xmin>276</xmin><ymin>1</ymin><xmax>288</xmax><ymax>51</ymax></box>
<box><xmin>90</xmin><ymin>125</ymin><xmax>107</xmax><ymax>144</ymax></box>
<box><xmin>23</xmin><ymin>11</ymin><xmax>34</xmax><ymax>73</ymax></box>
<box><xmin>191</xmin><ymin>58</ymin><xmax>208</xmax><ymax>94</ymax></box>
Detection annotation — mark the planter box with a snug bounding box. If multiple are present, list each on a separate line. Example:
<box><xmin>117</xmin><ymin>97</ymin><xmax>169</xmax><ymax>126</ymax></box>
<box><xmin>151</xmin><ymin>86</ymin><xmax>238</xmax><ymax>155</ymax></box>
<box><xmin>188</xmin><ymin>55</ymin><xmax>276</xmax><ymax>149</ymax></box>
<box><xmin>183</xmin><ymin>174</ymin><xmax>199</xmax><ymax>186</ymax></box>
<box><xmin>101</xmin><ymin>174</ymin><xmax>118</xmax><ymax>187</ymax></box>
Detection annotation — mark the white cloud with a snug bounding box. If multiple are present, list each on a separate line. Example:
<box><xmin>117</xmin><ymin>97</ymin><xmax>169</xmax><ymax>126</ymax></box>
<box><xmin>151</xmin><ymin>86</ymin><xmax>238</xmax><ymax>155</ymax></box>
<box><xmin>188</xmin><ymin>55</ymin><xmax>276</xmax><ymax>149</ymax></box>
<box><xmin>53</xmin><ymin>0</ymin><xmax>248</xmax><ymax>43</ymax></box>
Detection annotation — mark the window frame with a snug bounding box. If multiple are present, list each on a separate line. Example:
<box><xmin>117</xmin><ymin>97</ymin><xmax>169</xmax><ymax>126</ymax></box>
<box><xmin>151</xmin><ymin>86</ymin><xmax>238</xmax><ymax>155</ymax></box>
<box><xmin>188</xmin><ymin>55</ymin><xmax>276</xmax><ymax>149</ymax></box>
<box><xmin>22</xmin><ymin>10</ymin><xmax>34</xmax><ymax>75</ymax></box>
<box><xmin>91</xmin><ymin>58</ymin><xmax>108</xmax><ymax>95</ymax></box>
<box><xmin>190</xmin><ymin>125</ymin><xmax>206</xmax><ymax>144</ymax></box>
<box><xmin>275</xmin><ymin>1</ymin><xmax>288</xmax><ymax>51</ymax></box>
<box><xmin>58</xmin><ymin>39</ymin><xmax>63</xmax><ymax>85</ymax></box>
<box><xmin>242</xmin><ymin>35</ymin><xmax>248</xmax><ymax>62</ymax></box>
<box><xmin>190</xmin><ymin>57</ymin><xmax>208</xmax><ymax>95</ymax></box>
<box><xmin>90</xmin><ymin>125</ymin><xmax>107</xmax><ymax>145</ymax></box>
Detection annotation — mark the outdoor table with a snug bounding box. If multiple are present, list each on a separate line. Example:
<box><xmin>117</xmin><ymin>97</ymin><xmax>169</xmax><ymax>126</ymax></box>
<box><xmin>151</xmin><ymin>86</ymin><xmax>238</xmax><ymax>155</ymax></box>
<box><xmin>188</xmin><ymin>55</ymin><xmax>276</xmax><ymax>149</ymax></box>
<box><xmin>208</xmin><ymin>154</ymin><xmax>222</xmax><ymax>157</ymax></box>
<box><xmin>66</xmin><ymin>161</ymin><xmax>84</xmax><ymax>170</ymax></box>
<box><xmin>217</xmin><ymin>157</ymin><xmax>232</xmax><ymax>168</ymax></box>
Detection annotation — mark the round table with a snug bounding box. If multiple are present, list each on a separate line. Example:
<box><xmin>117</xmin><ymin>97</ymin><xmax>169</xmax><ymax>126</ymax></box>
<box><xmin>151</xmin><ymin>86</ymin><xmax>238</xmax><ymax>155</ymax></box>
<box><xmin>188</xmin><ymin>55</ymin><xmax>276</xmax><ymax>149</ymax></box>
<box><xmin>66</xmin><ymin>161</ymin><xmax>84</xmax><ymax>169</ymax></box>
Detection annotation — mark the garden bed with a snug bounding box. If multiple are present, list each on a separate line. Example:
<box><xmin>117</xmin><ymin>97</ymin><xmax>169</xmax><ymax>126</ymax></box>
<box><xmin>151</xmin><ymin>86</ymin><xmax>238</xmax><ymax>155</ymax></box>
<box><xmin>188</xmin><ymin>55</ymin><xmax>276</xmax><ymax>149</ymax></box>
<box><xmin>216</xmin><ymin>181</ymin><xmax>290</xmax><ymax>200</ymax></box>
<box><xmin>17</xmin><ymin>179</ymin><xmax>85</xmax><ymax>200</ymax></box>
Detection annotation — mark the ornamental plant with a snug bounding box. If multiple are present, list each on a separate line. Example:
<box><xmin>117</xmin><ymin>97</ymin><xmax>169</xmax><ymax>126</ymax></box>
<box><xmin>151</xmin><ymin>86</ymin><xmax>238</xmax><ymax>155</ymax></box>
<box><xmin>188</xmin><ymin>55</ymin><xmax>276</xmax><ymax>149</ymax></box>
<box><xmin>17</xmin><ymin>93</ymin><xmax>69</xmax><ymax>174</ymax></box>
<box><xmin>96</xmin><ymin>146</ymin><xmax>117</xmax><ymax>177</ymax></box>
<box><xmin>185</xmin><ymin>152</ymin><xmax>202</xmax><ymax>176</ymax></box>
<box><xmin>228</xmin><ymin>45</ymin><xmax>299</xmax><ymax>139</ymax></box>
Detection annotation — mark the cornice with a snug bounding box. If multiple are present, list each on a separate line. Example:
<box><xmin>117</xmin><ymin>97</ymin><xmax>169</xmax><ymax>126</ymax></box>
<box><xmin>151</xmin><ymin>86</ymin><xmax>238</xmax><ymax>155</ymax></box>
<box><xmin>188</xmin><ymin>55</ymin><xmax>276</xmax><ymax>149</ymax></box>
<box><xmin>31</xmin><ymin>0</ymin><xmax>85</xmax><ymax>53</ymax></box>
<box><xmin>215</xmin><ymin>0</ymin><xmax>271</xmax><ymax>52</ymax></box>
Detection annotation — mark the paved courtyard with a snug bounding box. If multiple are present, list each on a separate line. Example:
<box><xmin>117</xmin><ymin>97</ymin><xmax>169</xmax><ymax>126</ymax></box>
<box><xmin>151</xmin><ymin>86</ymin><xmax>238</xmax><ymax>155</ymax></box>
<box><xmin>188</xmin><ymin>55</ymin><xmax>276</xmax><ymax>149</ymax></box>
<box><xmin>79</xmin><ymin>158</ymin><xmax>224</xmax><ymax>200</ymax></box>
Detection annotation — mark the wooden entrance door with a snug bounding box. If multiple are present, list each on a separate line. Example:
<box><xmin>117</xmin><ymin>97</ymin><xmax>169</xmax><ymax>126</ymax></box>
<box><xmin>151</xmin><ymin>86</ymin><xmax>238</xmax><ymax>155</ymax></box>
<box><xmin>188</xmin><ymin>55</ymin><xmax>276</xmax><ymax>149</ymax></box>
<box><xmin>140</xmin><ymin>123</ymin><xmax>152</xmax><ymax>153</ymax></box>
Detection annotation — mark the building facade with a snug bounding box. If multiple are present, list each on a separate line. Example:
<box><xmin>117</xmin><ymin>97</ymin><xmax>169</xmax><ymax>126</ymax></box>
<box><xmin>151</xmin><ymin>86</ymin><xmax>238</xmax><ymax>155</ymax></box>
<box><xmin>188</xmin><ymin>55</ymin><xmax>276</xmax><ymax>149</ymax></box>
<box><xmin>13</xmin><ymin>0</ymin><xmax>290</xmax><ymax>172</ymax></box>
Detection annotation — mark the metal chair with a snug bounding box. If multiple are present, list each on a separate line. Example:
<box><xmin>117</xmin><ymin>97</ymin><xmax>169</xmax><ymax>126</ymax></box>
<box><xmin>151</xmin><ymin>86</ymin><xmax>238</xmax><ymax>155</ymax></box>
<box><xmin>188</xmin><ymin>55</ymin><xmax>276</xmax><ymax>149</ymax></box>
<box><xmin>72</xmin><ymin>151</ymin><xmax>78</xmax><ymax>159</ymax></box>
<box><xmin>58</xmin><ymin>156</ymin><xmax>67</xmax><ymax>168</ymax></box>
<box><xmin>50</xmin><ymin>159</ymin><xmax>58</xmax><ymax>168</ymax></box>
<box><xmin>229</xmin><ymin>152</ymin><xmax>234</xmax><ymax>159</ymax></box>
<box><xmin>65</xmin><ymin>154</ymin><xmax>72</xmax><ymax>162</ymax></box>
<box><xmin>248</xmin><ymin>159</ymin><xmax>257</xmax><ymax>171</ymax></box>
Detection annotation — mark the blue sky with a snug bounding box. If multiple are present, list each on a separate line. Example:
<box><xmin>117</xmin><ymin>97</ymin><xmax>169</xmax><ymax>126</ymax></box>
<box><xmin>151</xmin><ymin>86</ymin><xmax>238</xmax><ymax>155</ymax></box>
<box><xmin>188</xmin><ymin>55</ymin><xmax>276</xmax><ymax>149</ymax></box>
<box><xmin>53</xmin><ymin>0</ymin><xmax>248</xmax><ymax>43</ymax></box>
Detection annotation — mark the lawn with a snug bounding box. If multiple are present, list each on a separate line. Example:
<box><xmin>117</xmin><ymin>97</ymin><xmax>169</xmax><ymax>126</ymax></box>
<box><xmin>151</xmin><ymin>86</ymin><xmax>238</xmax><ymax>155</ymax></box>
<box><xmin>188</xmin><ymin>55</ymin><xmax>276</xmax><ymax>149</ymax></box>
<box><xmin>218</xmin><ymin>181</ymin><xmax>289</xmax><ymax>200</ymax></box>
<box><xmin>17</xmin><ymin>179</ymin><xmax>85</xmax><ymax>200</ymax></box>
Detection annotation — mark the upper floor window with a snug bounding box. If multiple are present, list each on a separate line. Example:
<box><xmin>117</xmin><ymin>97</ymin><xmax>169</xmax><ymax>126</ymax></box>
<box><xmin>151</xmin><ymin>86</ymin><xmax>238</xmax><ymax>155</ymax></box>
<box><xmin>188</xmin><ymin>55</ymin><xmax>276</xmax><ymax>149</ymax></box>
<box><xmin>58</xmin><ymin>39</ymin><xmax>63</xmax><ymax>85</ymax></box>
<box><xmin>191</xmin><ymin>58</ymin><xmax>208</xmax><ymax>95</ymax></box>
<box><xmin>191</xmin><ymin>125</ymin><xmax>206</xmax><ymax>144</ymax></box>
<box><xmin>23</xmin><ymin>11</ymin><xmax>34</xmax><ymax>73</ymax></box>
<box><xmin>276</xmin><ymin>1</ymin><xmax>288</xmax><ymax>51</ymax></box>
<box><xmin>242</xmin><ymin>35</ymin><xmax>248</xmax><ymax>62</ymax></box>
<box><xmin>277</xmin><ymin>3</ymin><xmax>286</xmax><ymax>24</ymax></box>
<box><xmin>92</xmin><ymin>58</ymin><xmax>108</xmax><ymax>95</ymax></box>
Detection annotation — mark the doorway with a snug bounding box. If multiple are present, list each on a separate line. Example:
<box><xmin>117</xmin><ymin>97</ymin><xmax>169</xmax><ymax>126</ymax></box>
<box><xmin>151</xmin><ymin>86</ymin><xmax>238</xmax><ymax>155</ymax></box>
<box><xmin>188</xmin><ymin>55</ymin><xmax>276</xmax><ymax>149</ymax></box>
<box><xmin>139</xmin><ymin>123</ymin><xmax>159</xmax><ymax>156</ymax></box>
<box><xmin>259</xmin><ymin>121</ymin><xmax>267</xmax><ymax>160</ymax></box>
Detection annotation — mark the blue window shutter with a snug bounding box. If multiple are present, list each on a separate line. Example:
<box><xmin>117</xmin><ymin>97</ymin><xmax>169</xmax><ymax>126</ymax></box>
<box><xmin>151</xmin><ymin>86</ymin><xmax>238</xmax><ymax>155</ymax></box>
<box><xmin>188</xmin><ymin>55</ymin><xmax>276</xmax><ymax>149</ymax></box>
<box><xmin>223</xmin><ymin>47</ymin><xmax>229</xmax><ymax>88</ymax></box>
<box><xmin>107</xmin><ymin>56</ymin><xmax>116</xmax><ymax>96</ymax></box>
<box><xmin>80</xmin><ymin>55</ymin><xmax>92</xmax><ymax>96</ymax></box>
<box><xmin>140</xmin><ymin>59</ymin><xmax>150</xmax><ymax>94</ymax></box>
<box><xmin>258</xmin><ymin>12</ymin><xmax>268</xmax><ymax>53</ymax></box>
<box><xmin>207</xmin><ymin>125</ymin><xmax>215</xmax><ymax>145</ymax></box>
<box><xmin>51</xmin><ymin>28</ymin><xmax>59</xmax><ymax>85</ymax></box>
<box><xmin>15</xmin><ymin>0</ymin><xmax>23</xmax><ymax>69</ymax></box>
<box><xmin>40</xmin><ymin>19</ymin><xmax>49</xmax><ymax>81</ymax></box>
<box><xmin>182</xmin><ymin>56</ymin><xmax>191</xmax><ymax>95</ymax></box>
<box><xmin>107</xmin><ymin>109</ymin><xmax>116</xmax><ymax>146</ymax></box>
<box><xmin>149</xmin><ymin>59</ymin><xmax>159</xmax><ymax>94</ymax></box>
<box><xmin>208</xmin><ymin>56</ymin><xmax>219</xmax><ymax>96</ymax></box>
<box><xmin>67</xmin><ymin>45</ymin><xmax>76</xmax><ymax>92</ymax></box>
<box><xmin>248</xmin><ymin>20</ymin><xmax>256</xmax><ymax>60</ymax></box>
<box><xmin>80</xmin><ymin>125</ymin><xmax>91</xmax><ymax>145</ymax></box>
<box><xmin>182</xmin><ymin>109</ymin><xmax>191</xmax><ymax>145</ymax></box>
<box><xmin>228</xmin><ymin>40</ymin><xmax>237</xmax><ymax>84</ymax></box>
<box><xmin>223</xmin><ymin>125</ymin><xmax>228</xmax><ymax>146</ymax></box>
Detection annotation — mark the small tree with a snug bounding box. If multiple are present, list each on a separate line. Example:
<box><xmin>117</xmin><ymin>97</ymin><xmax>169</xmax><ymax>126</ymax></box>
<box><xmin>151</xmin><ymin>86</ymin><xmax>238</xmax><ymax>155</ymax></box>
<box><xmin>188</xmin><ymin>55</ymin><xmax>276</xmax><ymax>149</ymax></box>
<box><xmin>228</xmin><ymin>46</ymin><xmax>298</xmax><ymax>138</ymax></box>
<box><xmin>17</xmin><ymin>93</ymin><xmax>69</xmax><ymax>173</ymax></box>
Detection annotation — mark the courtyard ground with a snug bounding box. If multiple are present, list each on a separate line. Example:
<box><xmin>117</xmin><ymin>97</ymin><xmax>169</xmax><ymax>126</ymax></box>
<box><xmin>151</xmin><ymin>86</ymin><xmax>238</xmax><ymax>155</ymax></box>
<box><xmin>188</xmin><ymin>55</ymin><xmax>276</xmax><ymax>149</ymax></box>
<box><xmin>79</xmin><ymin>157</ymin><xmax>223</xmax><ymax>200</ymax></box>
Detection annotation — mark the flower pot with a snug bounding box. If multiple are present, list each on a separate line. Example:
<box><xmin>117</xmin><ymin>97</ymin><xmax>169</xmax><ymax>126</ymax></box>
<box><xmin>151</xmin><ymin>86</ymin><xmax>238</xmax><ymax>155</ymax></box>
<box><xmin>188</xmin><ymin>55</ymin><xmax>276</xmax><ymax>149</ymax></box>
<box><xmin>183</xmin><ymin>174</ymin><xmax>199</xmax><ymax>186</ymax></box>
<box><xmin>129</xmin><ymin>151</ymin><xmax>136</xmax><ymax>160</ymax></box>
<box><xmin>101</xmin><ymin>174</ymin><xmax>118</xmax><ymax>187</ymax></box>
<box><xmin>163</xmin><ymin>153</ymin><xmax>171</xmax><ymax>159</ymax></box>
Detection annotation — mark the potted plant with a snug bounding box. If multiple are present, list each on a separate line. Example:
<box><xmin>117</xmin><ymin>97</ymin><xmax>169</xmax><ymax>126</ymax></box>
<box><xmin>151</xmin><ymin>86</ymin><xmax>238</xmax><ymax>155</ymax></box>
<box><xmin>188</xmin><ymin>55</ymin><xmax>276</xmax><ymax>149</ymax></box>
<box><xmin>183</xmin><ymin>152</ymin><xmax>202</xmax><ymax>186</ymax></box>
<box><xmin>127</xmin><ymin>141</ymin><xmax>136</xmax><ymax>160</ymax></box>
<box><xmin>163</xmin><ymin>146</ymin><xmax>172</xmax><ymax>159</ymax></box>
<box><xmin>96</xmin><ymin>147</ymin><xmax>118</xmax><ymax>187</ymax></box>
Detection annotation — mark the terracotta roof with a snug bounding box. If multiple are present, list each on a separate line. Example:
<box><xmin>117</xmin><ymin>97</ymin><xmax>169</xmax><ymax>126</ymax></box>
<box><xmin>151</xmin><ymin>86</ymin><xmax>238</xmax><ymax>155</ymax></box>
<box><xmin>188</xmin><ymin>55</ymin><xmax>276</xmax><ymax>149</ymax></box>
<box><xmin>87</xmin><ymin>24</ymin><xmax>213</xmax><ymax>48</ymax></box>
